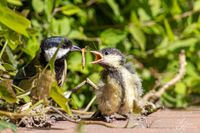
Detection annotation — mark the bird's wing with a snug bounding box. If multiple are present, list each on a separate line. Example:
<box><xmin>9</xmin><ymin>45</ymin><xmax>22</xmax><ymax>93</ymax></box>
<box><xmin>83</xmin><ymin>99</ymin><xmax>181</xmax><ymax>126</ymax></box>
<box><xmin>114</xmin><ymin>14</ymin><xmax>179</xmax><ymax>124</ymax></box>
<box><xmin>13</xmin><ymin>58</ymin><xmax>38</xmax><ymax>85</ymax></box>
<box><xmin>124</xmin><ymin>63</ymin><xmax>143</xmax><ymax>96</ymax></box>
<box><xmin>124</xmin><ymin>63</ymin><xmax>135</xmax><ymax>74</ymax></box>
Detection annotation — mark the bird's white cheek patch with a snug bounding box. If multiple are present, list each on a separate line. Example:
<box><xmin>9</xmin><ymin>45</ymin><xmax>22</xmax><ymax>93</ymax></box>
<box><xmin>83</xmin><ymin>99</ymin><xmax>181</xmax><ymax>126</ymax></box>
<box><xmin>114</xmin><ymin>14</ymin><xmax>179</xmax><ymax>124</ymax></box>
<box><xmin>44</xmin><ymin>47</ymin><xmax>69</xmax><ymax>61</ymax></box>
<box><xmin>104</xmin><ymin>55</ymin><xmax>121</xmax><ymax>66</ymax></box>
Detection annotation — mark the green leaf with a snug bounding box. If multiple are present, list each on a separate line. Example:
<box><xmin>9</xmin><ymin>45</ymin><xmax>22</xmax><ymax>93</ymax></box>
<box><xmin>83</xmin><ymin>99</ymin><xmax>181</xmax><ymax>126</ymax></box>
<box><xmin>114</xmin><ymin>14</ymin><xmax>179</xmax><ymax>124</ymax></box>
<box><xmin>0</xmin><ymin>5</ymin><xmax>30</xmax><ymax>36</ymax></box>
<box><xmin>149</xmin><ymin>0</ymin><xmax>161</xmax><ymax>16</ymax></box>
<box><xmin>129</xmin><ymin>24</ymin><xmax>146</xmax><ymax>51</ymax></box>
<box><xmin>175</xmin><ymin>82</ymin><xmax>186</xmax><ymax>95</ymax></box>
<box><xmin>2</xmin><ymin>63</ymin><xmax>15</xmax><ymax>71</ymax></box>
<box><xmin>155</xmin><ymin>38</ymin><xmax>197</xmax><ymax>57</ymax></box>
<box><xmin>171</xmin><ymin>0</ymin><xmax>181</xmax><ymax>14</ymax></box>
<box><xmin>50</xmin><ymin>18</ymin><xmax>71</xmax><ymax>36</ymax></box>
<box><xmin>5</xmin><ymin>47</ymin><xmax>18</xmax><ymax>69</ymax></box>
<box><xmin>68</xmin><ymin>30</ymin><xmax>86</xmax><ymax>40</ymax></box>
<box><xmin>0</xmin><ymin>0</ymin><xmax>7</xmax><ymax>6</ymax></box>
<box><xmin>100</xmin><ymin>28</ymin><xmax>126</xmax><ymax>47</ymax></box>
<box><xmin>44</xmin><ymin>0</ymin><xmax>53</xmax><ymax>21</ymax></box>
<box><xmin>164</xmin><ymin>19</ymin><xmax>174</xmax><ymax>41</ymax></box>
<box><xmin>6</xmin><ymin>32</ymin><xmax>21</xmax><ymax>50</ymax></box>
<box><xmin>0</xmin><ymin>80</ymin><xmax>17</xmax><ymax>103</ymax></box>
<box><xmin>55</xmin><ymin>0</ymin><xmax>61</xmax><ymax>7</ymax></box>
<box><xmin>71</xmin><ymin>94</ymin><xmax>85</xmax><ymax>109</ymax></box>
<box><xmin>68</xmin><ymin>53</ymin><xmax>83</xmax><ymax>72</ymax></box>
<box><xmin>61</xmin><ymin>4</ymin><xmax>80</xmax><ymax>16</ymax></box>
<box><xmin>0</xmin><ymin>120</ymin><xmax>16</xmax><ymax>133</ymax></box>
<box><xmin>138</xmin><ymin>8</ymin><xmax>151</xmax><ymax>21</ymax></box>
<box><xmin>130</xmin><ymin>11</ymin><xmax>140</xmax><ymax>25</ymax></box>
<box><xmin>106</xmin><ymin>0</ymin><xmax>120</xmax><ymax>16</ymax></box>
<box><xmin>50</xmin><ymin>83</ymin><xmax>72</xmax><ymax>116</ymax></box>
<box><xmin>32</xmin><ymin>0</ymin><xmax>44</xmax><ymax>13</ymax></box>
<box><xmin>0</xmin><ymin>63</ymin><xmax>6</xmax><ymax>71</ymax></box>
<box><xmin>7</xmin><ymin>0</ymin><xmax>22</xmax><ymax>6</ymax></box>
<box><xmin>194</xmin><ymin>0</ymin><xmax>200</xmax><ymax>11</ymax></box>
<box><xmin>22</xmin><ymin>37</ymin><xmax>39</xmax><ymax>59</ymax></box>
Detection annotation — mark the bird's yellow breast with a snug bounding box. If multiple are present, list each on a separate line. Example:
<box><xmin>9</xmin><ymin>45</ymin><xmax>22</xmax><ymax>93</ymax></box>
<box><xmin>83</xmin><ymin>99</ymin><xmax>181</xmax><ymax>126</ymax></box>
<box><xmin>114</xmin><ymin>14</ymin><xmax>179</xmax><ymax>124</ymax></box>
<box><xmin>96</xmin><ymin>75</ymin><xmax>122</xmax><ymax>115</ymax></box>
<box><xmin>96</xmin><ymin>67</ymin><xmax>142</xmax><ymax>115</ymax></box>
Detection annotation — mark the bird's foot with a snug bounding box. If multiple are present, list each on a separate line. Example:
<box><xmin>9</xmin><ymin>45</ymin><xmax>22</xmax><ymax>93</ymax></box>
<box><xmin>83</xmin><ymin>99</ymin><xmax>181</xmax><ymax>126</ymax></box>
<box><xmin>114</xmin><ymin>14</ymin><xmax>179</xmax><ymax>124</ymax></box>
<box><xmin>91</xmin><ymin>111</ymin><xmax>114</xmax><ymax>123</ymax></box>
<box><xmin>103</xmin><ymin>115</ymin><xmax>114</xmax><ymax>123</ymax></box>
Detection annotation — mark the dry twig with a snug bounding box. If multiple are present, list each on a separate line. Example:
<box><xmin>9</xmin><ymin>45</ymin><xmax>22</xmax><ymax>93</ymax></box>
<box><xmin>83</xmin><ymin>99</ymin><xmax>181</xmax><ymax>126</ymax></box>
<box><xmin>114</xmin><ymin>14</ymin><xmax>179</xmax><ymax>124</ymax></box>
<box><xmin>77</xmin><ymin>120</ymin><xmax>119</xmax><ymax>128</ymax></box>
<box><xmin>71</xmin><ymin>109</ymin><xmax>94</xmax><ymax>115</ymax></box>
<box><xmin>143</xmin><ymin>50</ymin><xmax>186</xmax><ymax>101</ymax></box>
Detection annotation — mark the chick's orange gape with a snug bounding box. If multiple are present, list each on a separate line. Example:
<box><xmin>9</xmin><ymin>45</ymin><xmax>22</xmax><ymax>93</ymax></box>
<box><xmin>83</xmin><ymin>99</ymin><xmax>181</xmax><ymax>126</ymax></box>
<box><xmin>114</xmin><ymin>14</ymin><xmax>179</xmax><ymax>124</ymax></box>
<box><xmin>81</xmin><ymin>48</ymin><xmax>86</xmax><ymax>69</ymax></box>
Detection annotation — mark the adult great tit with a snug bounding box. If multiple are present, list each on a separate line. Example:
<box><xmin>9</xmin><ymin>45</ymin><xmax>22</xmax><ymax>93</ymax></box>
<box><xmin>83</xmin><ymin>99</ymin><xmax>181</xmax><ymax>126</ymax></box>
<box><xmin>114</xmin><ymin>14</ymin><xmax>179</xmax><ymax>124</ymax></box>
<box><xmin>14</xmin><ymin>36</ymin><xmax>81</xmax><ymax>100</ymax></box>
<box><xmin>90</xmin><ymin>48</ymin><xmax>143</xmax><ymax>122</ymax></box>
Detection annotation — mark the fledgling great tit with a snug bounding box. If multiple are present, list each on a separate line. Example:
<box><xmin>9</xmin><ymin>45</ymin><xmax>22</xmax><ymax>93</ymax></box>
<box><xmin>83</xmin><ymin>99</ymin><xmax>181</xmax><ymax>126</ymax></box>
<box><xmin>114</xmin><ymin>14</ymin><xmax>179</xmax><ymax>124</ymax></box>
<box><xmin>14</xmin><ymin>36</ymin><xmax>81</xmax><ymax>100</ymax></box>
<box><xmin>90</xmin><ymin>48</ymin><xmax>143</xmax><ymax>122</ymax></box>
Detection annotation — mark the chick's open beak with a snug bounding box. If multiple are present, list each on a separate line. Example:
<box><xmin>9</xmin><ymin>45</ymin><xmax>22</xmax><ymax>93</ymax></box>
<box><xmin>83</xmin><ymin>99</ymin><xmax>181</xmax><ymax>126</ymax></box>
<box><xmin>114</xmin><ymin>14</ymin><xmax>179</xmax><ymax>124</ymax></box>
<box><xmin>90</xmin><ymin>51</ymin><xmax>103</xmax><ymax>64</ymax></box>
<box><xmin>70</xmin><ymin>45</ymin><xmax>81</xmax><ymax>52</ymax></box>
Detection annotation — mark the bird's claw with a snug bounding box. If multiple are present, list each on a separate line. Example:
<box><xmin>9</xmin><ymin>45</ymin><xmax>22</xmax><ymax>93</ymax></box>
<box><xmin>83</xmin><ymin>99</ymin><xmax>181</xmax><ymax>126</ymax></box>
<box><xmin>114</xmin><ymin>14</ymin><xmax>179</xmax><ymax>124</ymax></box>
<box><xmin>104</xmin><ymin>115</ymin><xmax>114</xmax><ymax>123</ymax></box>
<box><xmin>91</xmin><ymin>111</ymin><xmax>115</xmax><ymax>123</ymax></box>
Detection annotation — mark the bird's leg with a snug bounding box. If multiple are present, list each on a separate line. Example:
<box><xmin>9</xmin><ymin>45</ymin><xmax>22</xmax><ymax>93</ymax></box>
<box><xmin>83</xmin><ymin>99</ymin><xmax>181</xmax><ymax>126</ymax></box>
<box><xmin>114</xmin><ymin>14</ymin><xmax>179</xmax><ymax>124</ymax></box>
<box><xmin>84</xmin><ymin>95</ymin><xmax>96</xmax><ymax>112</ymax></box>
<box><xmin>91</xmin><ymin>110</ymin><xmax>102</xmax><ymax>119</ymax></box>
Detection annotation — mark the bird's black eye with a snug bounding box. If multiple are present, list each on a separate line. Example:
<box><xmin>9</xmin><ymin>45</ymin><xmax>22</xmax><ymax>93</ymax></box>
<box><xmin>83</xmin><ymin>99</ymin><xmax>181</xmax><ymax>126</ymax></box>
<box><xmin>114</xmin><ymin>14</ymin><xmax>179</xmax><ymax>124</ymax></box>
<box><xmin>104</xmin><ymin>51</ymin><xmax>109</xmax><ymax>55</ymax></box>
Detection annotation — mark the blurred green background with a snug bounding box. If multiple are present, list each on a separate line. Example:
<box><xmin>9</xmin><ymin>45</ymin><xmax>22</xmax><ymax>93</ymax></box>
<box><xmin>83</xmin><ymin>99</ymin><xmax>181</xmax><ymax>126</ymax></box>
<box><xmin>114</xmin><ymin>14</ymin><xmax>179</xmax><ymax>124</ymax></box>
<box><xmin>0</xmin><ymin>0</ymin><xmax>200</xmax><ymax>110</ymax></box>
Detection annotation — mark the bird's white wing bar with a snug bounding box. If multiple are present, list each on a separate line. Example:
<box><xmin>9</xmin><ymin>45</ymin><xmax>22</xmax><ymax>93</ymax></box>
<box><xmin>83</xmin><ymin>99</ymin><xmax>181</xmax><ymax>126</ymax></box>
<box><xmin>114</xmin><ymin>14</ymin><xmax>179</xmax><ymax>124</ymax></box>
<box><xmin>44</xmin><ymin>47</ymin><xmax>69</xmax><ymax>61</ymax></box>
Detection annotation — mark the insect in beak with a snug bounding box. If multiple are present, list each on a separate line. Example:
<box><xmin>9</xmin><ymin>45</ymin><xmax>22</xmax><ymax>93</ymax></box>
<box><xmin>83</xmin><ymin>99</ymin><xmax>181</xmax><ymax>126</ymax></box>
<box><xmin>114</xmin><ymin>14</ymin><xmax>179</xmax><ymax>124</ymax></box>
<box><xmin>81</xmin><ymin>48</ymin><xmax>86</xmax><ymax>69</ymax></box>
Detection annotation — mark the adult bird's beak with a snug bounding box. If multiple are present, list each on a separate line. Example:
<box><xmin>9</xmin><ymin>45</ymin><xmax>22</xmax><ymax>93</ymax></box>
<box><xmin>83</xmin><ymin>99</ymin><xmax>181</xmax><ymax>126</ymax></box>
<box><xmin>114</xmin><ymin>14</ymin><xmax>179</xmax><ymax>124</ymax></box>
<box><xmin>90</xmin><ymin>51</ymin><xmax>104</xmax><ymax>64</ymax></box>
<box><xmin>70</xmin><ymin>45</ymin><xmax>81</xmax><ymax>52</ymax></box>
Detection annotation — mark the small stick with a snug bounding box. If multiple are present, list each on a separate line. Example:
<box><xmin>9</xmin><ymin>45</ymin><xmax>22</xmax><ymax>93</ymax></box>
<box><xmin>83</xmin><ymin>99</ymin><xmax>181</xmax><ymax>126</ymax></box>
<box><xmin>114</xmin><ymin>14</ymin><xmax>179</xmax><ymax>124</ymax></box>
<box><xmin>71</xmin><ymin>78</ymin><xmax>98</xmax><ymax>93</ymax></box>
<box><xmin>86</xmin><ymin>78</ymin><xmax>99</xmax><ymax>90</ymax></box>
<box><xmin>63</xmin><ymin>78</ymin><xmax>98</xmax><ymax>113</ymax></box>
<box><xmin>78</xmin><ymin>120</ymin><xmax>118</xmax><ymax>128</ymax></box>
<box><xmin>49</xmin><ymin>106</ymin><xmax>79</xmax><ymax>122</ymax></box>
<box><xmin>143</xmin><ymin>50</ymin><xmax>186</xmax><ymax>101</ymax></box>
<box><xmin>84</xmin><ymin>96</ymin><xmax>96</xmax><ymax>112</ymax></box>
<box><xmin>71</xmin><ymin>109</ymin><xmax>94</xmax><ymax>115</ymax></box>
<box><xmin>77</xmin><ymin>118</ymin><xmax>138</xmax><ymax>128</ymax></box>
<box><xmin>65</xmin><ymin>78</ymin><xmax>98</xmax><ymax>99</ymax></box>
<box><xmin>0</xmin><ymin>110</ymin><xmax>35</xmax><ymax>119</ymax></box>
<box><xmin>49</xmin><ymin>107</ymin><xmax>122</xmax><ymax>128</ymax></box>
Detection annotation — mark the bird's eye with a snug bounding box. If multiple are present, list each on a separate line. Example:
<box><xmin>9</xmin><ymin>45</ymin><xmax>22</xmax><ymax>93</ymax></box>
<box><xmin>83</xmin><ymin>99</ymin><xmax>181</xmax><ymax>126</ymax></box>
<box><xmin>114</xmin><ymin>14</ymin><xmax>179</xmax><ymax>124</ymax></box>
<box><xmin>104</xmin><ymin>51</ymin><xmax>109</xmax><ymax>55</ymax></box>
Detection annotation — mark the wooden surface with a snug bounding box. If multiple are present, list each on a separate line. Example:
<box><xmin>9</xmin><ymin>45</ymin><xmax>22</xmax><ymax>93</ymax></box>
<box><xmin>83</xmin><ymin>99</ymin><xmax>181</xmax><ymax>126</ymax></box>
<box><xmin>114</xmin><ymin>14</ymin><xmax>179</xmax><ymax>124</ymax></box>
<box><xmin>13</xmin><ymin>108</ymin><xmax>200</xmax><ymax>133</ymax></box>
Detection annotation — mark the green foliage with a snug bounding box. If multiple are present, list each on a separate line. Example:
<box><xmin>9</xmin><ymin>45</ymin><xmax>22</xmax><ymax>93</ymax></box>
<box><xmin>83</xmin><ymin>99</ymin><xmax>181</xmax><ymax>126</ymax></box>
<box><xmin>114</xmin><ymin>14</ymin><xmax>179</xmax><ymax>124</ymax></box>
<box><xmin>0</xmin><ymin>4</ymin><xmax>30</xmax><ymax>36</ymax></box>
<box><xmin>0</xmin><ymin>80</ymin><xmax>16</xmax><ymax>103</ymax></box>
<box><xmin>1</xmin><ymin>0</ymin><xmax>200</xmax><ymax>113</ymax></box>
<box><xmin>100</xmin><ymin>28</ymin><xmax>127</xmax><ymax>47</ymax></box>
<box><xmin>50</xmin><ymin>83</ymin><xmax>72</xmax><ymax>116</ymax></box>
<box><xmin>0</xmin><ymin>120</ymin><xmax>16</xmax><ymax>133</ymax></box>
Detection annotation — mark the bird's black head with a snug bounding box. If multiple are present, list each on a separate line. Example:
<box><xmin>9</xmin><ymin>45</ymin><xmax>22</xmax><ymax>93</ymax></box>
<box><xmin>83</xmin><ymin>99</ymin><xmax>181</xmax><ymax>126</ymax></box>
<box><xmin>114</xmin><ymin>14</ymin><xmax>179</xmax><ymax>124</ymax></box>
<box><xmin>90</xmin><ymin>48</ymin><xmax>126</xmax><ymax>68</ymax></box>
<box><xmin>40</xmin><ymin>36</ymin><xmax>81</xmax><ymax>63</ymax></box>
